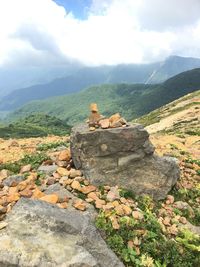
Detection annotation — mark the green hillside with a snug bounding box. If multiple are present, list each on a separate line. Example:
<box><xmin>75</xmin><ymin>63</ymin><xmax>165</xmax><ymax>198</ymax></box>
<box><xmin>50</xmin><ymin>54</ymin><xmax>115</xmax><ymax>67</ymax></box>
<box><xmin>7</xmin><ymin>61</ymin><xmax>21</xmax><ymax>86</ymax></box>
<box><xmin>8</xmin><ymin>68</ymin><xmax>200</xmax><ymax>125</ymax></box>
<box><xmin>1</xmin><ymin>56</ymin><xmax>200</xmax><ymax>112</ymax></box>
<box><xmin>0</xmin><ymin>114</ymin><xmax>71</xmax><ymax>139</ymax></box>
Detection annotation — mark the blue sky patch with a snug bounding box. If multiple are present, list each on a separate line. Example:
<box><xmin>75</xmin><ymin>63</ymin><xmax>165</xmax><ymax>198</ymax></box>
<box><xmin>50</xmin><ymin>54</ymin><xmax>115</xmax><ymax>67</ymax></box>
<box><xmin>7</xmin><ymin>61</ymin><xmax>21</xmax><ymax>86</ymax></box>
<box><xmin>53</xmin><ymin>0</ymin><xmax>92</xmax><ymax>20</ymax></box>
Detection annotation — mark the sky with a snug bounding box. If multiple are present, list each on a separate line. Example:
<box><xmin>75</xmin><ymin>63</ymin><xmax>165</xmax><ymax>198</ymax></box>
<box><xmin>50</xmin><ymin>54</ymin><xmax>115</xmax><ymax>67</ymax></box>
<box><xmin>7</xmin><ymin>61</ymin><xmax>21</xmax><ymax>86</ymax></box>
<box><xmin>0</xmin><ymin>0</ymin><xmax>200</xmax><ymax>67</ymax></box>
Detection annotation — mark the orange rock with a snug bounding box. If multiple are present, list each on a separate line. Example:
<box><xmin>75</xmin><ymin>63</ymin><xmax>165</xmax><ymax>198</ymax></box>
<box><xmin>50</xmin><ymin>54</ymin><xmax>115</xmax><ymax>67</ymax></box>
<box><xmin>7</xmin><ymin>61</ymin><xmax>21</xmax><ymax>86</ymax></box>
<box><xmin>90</xmin><ymin>103</ymin><xmax>98</xmax><ymax>112</ymax></box>
<box><xmin>109</xmin><ymin>113</ymin><xmax>121</xmax><ymax>123</ymax></box>
<box><xmin>57</xmin><ymin>167</ymin><xmax>69</xmax><ymax>177</ymax></box>
<box><xmin>8</xmin><ymin>186</ymin><xmax>18</xmax><ymax>195</ymax></box>
<box><xmin>69</xmin><ymin>169</ymin><xmax>82</xmax><ymax>178</ymax></box>
<box><xmin>58</xmin><ymin>149</ymin><xmax>71</xmax><ymax>161</ymax></box>
<box><xmin>0</xmin><ymin>205</ymin><xmax>7</xmax><ymax>214</ymax></box>
<box><xmin>95</xmin><ymin>199</ymin><xmax>106</xmax><ymax>209</ymax></box>
<box><xmin>17</xmin><ymin>181</ymin><xmax>27</xmax><ymax>191</ymax></box>
<box><xmin>20</xmin><ymin>164</ymin><xmax>32</xmax><ymax>173</ymax></box>
<box><xmin>99</xmin><ymin>119</ymin><xmax>110</xmax><ymax>129</ymax></box>
<box><xmin>81</xmin><ymin>185</ymin><xmax>96</xmax><ymax>194</ymax></box>
<box><xmin>7</xmin><ymin>193</ymin><xmax>20</xmax><ymax>203</ymax></box>
<box><xmin>32</xmin><ymin>188</ymin><xmax>45</xmax><ymax>199</ymax></box>
<box><xmin>112</xmin><ymin>200</ymin><xmax>120</xmax><ymax>207</ymax></box>
<box><xmin>110</xmin><ymin>215</ymin><xmax>120</xmax><ymax>229</ymax></box>
<box><xmin>85</xmin><ymin>198</ymin><xmax>94</xmax><ymax>203</ymax></box>
<box><xmin>73</xmin><ymin>199</ymin><xmax>86</xmax><ymax>211</ymax></box>
<box><xmin>115</xmin><ymin>205</ymin><xmax>124</xmax><ymax>216</ymax></box>
<box><xmin>166</xmin><ymin>195</ymin><xmax>174</xmax><ymax>204</ymax></box>
<box><xmin>19</xmin><ymin>189</ymin><xmax>33</xmax><ymax>198</ymax></box>
<box><xmin>132</xmin><ymin>210</ymin><xmax>144</xmax><ymax>220</ymax></box>
<box><xmin>87</xmin><ymin>192</ymin><xmax>99</xmax><ymax>201</ymax></box>
<box><xmin>121</xmin><ymin>204</ymin><xmax>132</xmax><ymax>215</ymax></box>
<box><xmin>0</xmin><ymin>169</ymin><xmax>10</xmax><ymax>180</ymax></box>
<box><xmin>71</xmin><ymin>180</ymin><xmax>82</xmax><ymax>191</ymax></box>
<box><xmin>40</xmin><ymin>194</ymin><xmax>58</xmax><ymax>204</ymax></box>
<box><xmin>162</xmin><ymin>217</ymin><xmax>171</xmax><ymax>226</ymax></box>
<box><xmin>57</xmin><ymin>202</ymin><xmax>68</xmax><ymax>209</ymax></box>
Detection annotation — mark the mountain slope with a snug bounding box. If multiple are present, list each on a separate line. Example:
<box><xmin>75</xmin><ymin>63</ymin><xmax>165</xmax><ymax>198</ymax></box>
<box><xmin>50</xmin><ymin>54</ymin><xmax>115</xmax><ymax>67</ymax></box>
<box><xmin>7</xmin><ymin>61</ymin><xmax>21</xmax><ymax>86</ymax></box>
<box><xmin>7</xmin><ymin>68</ymin><xmax>200</xmax><ymax>125</ymax></box>
<box><xmin>0</xmin><ymin>114</ymin><xmax>71</xmax><ymax>138</ymax></box>
<box><xmin>135</xmin><ymin>90</ymin><xmax>200</xmax><ymax>136</ymax></box>
<box><xmin>1</xmin><ymin>55</ymin><xmax>200</xmax><ymax>111</ymax></box>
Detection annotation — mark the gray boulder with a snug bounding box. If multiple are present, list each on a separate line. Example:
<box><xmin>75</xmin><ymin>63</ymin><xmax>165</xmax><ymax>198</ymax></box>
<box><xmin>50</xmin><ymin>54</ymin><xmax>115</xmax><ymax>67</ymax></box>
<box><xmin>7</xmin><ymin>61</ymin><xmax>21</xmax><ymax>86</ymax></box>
<box><xmin>0</xmin><ymin>198</ymin><xmax>124</xmax><ymax>267</ymax></box>
<box><xmin>2</xmin><ymin>175</ymin><xmax>24</xmax><ymax>187</ymax></box>
<box><xmin>70</xmin><ymin>123</ymin><xmax>180</xmax><ymax>200</ymax></box>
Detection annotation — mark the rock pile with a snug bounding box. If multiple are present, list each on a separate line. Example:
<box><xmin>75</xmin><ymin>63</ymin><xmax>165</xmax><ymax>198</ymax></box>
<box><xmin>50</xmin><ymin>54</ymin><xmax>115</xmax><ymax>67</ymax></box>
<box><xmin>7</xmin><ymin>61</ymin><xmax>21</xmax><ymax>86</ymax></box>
<box><xmin>71</xmin><ymin>123</ymin><xmax>180</xmax><ymax>200</ymax></box>
<box><xmin>88</xmin><ymin>103</ymin><xmax>127</xmax><ymax>131</ymax></box>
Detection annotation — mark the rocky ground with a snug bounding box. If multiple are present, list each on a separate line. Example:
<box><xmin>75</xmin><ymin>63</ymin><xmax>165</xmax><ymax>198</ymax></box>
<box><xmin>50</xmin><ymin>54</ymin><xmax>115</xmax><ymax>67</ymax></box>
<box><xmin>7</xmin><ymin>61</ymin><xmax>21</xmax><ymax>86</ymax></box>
<box><xmin>0</xmin><ymin>132</ymin><xmax>200</xmax><ymax>266</ymax></box>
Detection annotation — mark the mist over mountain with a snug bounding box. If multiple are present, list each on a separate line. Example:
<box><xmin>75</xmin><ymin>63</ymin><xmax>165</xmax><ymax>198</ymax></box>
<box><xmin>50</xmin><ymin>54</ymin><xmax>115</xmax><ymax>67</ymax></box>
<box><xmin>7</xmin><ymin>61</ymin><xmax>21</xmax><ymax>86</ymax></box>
<box><xmin>1</xmin><ymin>55</ymin><xmax>200</xmax><ymax>112</ymax></box>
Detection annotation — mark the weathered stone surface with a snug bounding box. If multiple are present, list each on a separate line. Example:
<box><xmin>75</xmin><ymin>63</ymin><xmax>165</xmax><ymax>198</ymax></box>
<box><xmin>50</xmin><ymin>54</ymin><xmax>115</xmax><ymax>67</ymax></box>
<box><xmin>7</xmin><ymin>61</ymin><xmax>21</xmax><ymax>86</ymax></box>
<box><xmin>3</xmin><ymin>175</ymin><xmax>24</xmax><ymax>187</ymax></box>
<box><xmin>0</xmin><ymin>198</ymin><xmax>124</xmax><ymax>267</ymax></box>
<box><xmin>70</xmin><ymin>123</ymin><xmax>180</xmax><ymax>200</ymax></box>
<box><xmin>38</xmin><ymin>164</ymin><xmax>58</xmax><ymax>175</ymax></box>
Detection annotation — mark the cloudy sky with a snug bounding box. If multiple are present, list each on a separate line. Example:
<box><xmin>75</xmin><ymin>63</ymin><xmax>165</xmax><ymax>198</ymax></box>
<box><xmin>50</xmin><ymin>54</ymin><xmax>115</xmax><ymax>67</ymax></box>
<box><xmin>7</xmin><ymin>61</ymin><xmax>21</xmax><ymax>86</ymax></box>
<box><xmin>1</xmin><ymin>0</ymin><xmax>200</xmax><ymax>67</ymax></box>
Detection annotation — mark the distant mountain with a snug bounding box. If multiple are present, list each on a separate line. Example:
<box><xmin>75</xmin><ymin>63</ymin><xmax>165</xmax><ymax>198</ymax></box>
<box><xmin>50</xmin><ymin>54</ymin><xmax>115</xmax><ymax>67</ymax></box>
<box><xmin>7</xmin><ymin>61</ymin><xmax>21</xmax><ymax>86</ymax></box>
<box><xmin>8</xmin><ymin>68</ymin><xmax>200</xmax><ymax>125</ymax></box>
<box><xmin>1</xmin><ymin>55</ymin><xmax>200</xmax><ymax>111</ymax></box>
<box><xmin>0</xmin><ymin>62</ymin><xmax>82</xmax><ymax>98</ymax></box>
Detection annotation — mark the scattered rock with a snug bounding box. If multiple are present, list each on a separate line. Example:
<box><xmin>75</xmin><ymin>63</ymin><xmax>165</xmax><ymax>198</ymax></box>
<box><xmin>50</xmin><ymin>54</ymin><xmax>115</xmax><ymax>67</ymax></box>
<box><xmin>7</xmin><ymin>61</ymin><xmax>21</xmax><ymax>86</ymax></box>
<box><xmin>0</xmin><ymin>169</ymin><xmax>10</xmax><ymax>181</ymax></box>
<box><xmin>58</xmin><ymin>149</ymin><xmax>71</xmax><ymax>161</ymax></box>
<box><xmin>0</xmin><ymin>198</ymin><xmax>124</xmax><ymax>266</ymax></box>
<box><xmin>40</xmin><ymin>194</ymin><xmax>58</xmax><ymax>204</ymax></box>
<box><xmin>73</xmin><ymin>199</ymin><xmax>86</xmax><ymax>211</ymax></box>
<box><xmin>38</xmin><ymin>164</ymin><xmax>58</xmax><ymax>175</ymax></box>
<box><xmin>81</xmin><ymin>185</ymin><xmax>97</xmax><ymax>194</ymax></box>
<box><xmin>57</xmin><ymin>167</ymin><xmax>70</xmax><ymax>177</ymax></box>
<box><xmin>0</xmin><ymin>205</ymin><xmax>7</xmax><ymax>214</ymax></box>
<box><xmin>46</xmin><ymin>177</ymin><xmax>56</xmax><ymax>185</ymax></box>
<box><xmin>71</xmin><ymin>180</ymin><xmax>82</xmax><ymax>191</ymax></box>
<box><xmin>106</xmin><ymin>186</ymin><xmax>120</xmax><ymax>202</ymax></box>
<box><xmin>20</xmin><ymin>164</ymin><xmax>32</xmax><ymax>173</ymax></box>
<box><xmin>69</xmin><ymin>169</ymin><xmax>82</xmax><ymax>178</ymax></box>
<box><xmin>3</xmin><ymin>175</ymin><xmax>24</xmax><ymax>187</ymax></box>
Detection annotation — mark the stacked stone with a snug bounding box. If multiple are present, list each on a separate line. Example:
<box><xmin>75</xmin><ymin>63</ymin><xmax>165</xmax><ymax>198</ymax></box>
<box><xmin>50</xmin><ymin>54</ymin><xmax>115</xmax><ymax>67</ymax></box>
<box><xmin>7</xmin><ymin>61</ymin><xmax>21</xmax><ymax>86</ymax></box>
<box><xmin>71</xmin><ymin>123</ymin><xmax>180</xmax><ymax>200</ymax></box>
<box><xmin>88</xmin><ymin>103</ymin><xmax>127</xmax><ymax>131</ymax></box>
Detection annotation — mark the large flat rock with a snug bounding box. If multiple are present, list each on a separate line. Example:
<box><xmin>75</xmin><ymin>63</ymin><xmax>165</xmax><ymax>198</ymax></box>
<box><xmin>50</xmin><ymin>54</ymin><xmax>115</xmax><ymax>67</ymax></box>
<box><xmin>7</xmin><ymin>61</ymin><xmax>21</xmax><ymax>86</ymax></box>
<box><xmin>0</xmin><ymin>198</ymin><xmax>124</xmax><ymax>267</ymax></box>
<box><xmin>70</xmin><ymin>123</ymin><xmax>180</xmax><ymax>200</ymax></box>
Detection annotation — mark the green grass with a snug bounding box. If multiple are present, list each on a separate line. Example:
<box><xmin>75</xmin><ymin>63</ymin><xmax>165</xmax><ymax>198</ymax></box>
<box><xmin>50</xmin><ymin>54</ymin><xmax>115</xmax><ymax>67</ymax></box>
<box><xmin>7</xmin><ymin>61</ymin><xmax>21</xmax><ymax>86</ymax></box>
<box><xmin>0</xmin><ymin>152</ymin><xmax>50</xmax><ymax>174</ymax></box>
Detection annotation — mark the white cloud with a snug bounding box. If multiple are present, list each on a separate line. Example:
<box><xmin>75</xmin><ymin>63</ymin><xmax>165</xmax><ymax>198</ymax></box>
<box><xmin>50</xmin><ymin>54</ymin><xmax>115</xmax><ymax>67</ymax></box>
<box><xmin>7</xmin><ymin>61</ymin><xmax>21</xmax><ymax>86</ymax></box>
<box><xmin>0</xmin><ymin>0</ymin><xmax>200</xmax><ymax>67</ymax></box>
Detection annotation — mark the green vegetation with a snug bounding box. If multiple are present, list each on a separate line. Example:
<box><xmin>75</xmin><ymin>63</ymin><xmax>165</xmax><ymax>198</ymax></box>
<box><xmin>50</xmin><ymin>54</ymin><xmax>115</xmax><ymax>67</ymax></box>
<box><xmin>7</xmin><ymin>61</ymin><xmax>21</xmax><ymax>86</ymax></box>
<box><xmin>0</xmin><ymin>152</ymin><xmax>50</xmax><ymax>174</ymax></box>
<box><xmin>36</xmin><ymin>140</ymin><xmax>69</xmax><ymax>151</ymax></box>
<box><xmin>0</xmin><ymin>113</ymin><xmax>71</xmax><ymax>138</ymax></box>
<box><xmin>96</xmin><ymin>194</ymin><xmax>200</xmax><ymax>267</ymax></box>
<box><xmin>7</xmin><ymin>69</ymin><xmax>200</xmax><ymax>125</ymax></box>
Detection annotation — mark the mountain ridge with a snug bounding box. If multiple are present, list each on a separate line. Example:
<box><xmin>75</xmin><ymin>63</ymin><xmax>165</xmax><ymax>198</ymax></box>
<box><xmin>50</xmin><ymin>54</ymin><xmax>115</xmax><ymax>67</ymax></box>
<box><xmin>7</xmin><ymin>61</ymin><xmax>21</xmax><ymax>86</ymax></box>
<box><xmin>7</xmin><ymin>68</ymin><xmax>200</xmax><ymax>125</ymax></box>
<box><xmin>1</xmin><ymin>55</ymin><xmax>200</xmax><ymax>111</ymax></box>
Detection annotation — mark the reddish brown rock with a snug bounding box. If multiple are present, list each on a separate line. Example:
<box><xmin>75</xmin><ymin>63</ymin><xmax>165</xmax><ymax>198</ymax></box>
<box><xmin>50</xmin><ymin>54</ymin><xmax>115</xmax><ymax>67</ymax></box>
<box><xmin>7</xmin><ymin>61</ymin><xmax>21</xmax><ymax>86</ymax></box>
<box><xmin>71</xmin><ymin>180</ymin><xmax>82</xmax><ymax>191</ymax></box>
<box><xmin>99</xmin><ymin>119</ymin><xmax>110</xmax><ymax>129</ymax></box>
<box><xmin>58</xmin><ymin>149</ymin><xmax>71</xmax><ymax>161</ymax></box>
<box><xmin>73</xmin><ymin>199</ymin><xmax>86</xmax><ymax>211</ymax></box>
<box><xmin>81</xmin><ymin>185</ymin><xmax>96</xmax><ymax>194</ymax></box>
<box><xmin>20</xmin><ymin>164</ymin><xmax>32</xmax><ymax>174</ymax></box>
<box><xmin>40</xmin><ymin>194</ymin><xmax>58</xmax><ymax>204</ymax></box>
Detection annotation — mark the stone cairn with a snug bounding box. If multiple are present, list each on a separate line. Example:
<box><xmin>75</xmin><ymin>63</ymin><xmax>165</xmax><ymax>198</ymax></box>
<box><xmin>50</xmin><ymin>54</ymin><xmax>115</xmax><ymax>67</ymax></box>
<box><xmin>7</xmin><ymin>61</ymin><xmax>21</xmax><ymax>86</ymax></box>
<box><xmin>87</xmin><ymin>103</ymin><xmax>127</xmax><ymax>131</ymax></box>
<box><xmin>71</xmin><ymin>104</ymin><xmax>180</xmax><ymax>200</ymax></box>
